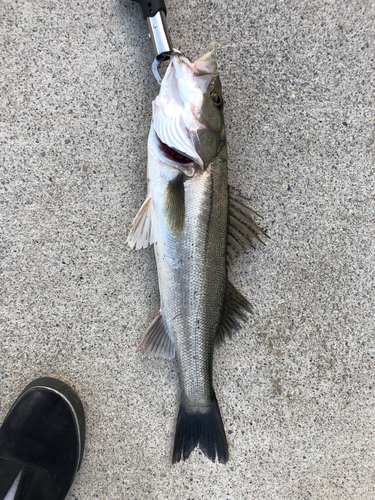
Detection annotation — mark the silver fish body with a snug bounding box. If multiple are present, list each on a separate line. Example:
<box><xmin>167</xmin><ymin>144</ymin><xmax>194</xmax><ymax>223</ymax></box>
<box><xmin>150</xmin><ymin>141</ymin><xmax>228</xmax><ymax>405</ymax></box>
<box><xmin>128</xmin><ymin>53</ymin><xmax>266</xmax><ymax>463</ymax></box>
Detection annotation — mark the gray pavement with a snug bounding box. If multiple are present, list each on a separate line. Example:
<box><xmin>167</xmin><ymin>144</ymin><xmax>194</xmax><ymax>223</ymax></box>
<box><xmin>1</xmin><ymin>0</ymin><xmax>374</xmax><ymax>498</ymax></box>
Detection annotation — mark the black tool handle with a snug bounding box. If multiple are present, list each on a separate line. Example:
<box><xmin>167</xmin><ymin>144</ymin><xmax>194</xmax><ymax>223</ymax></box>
<box><xmin>132</xmin><ymin>0</ymin><xmax>167</xmax><ymax>19</ymax></box>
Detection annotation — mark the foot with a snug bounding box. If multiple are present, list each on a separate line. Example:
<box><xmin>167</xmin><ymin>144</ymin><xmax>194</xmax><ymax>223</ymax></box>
<box><xmin>0</xmin><ymin>377</ymin><xmax>85</xmax><ymax>500</ymax></box>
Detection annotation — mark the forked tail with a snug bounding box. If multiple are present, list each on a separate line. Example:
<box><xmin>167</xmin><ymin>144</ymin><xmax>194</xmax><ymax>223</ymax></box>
<box><xmin>172</xmin><ymin>392</ymin><xmax>229</xmax><ymax>464</ymax></box>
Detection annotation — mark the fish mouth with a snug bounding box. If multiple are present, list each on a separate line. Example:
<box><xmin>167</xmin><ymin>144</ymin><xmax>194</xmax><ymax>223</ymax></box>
<box><xmin>152</xmin><ymin>110</ymin><xmax>204</xmax><ymax>170</ymax></box>
<box><xmin>152</xmin><ymin>56</ymin><xmax>206</xmax><ymax>170</ymax></box>
<box><xmin>158</xmin><ymin>138</ymin><xmax>195</xmax><ymax>165</ymax></box>
<box><xmin>154</xmin><ymin>130</ymin><xmax>200</xmax><ymax>170</ymax></box>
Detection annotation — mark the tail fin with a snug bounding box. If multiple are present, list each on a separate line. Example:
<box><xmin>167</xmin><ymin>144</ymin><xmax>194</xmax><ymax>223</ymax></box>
<box><xmin>172</xmin><ymin>392</ymin><xmax>229</xmax><ymax>464</ymax></box>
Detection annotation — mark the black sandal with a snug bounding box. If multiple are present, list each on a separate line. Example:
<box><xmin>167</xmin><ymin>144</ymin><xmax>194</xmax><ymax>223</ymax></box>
<box><xmin>0</xmin><ymin>377</ymin><xmax>85</xmax><ymax>500</ymax></box>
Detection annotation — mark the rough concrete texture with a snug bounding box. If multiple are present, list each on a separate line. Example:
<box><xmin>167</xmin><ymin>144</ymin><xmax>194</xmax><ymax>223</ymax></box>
<box><xmin>1</xmin><ymin>0</ymin><xmax>374</xmax><ymax>498</ymax></box>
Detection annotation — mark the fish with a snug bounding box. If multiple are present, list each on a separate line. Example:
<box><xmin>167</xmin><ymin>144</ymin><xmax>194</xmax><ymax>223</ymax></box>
<box><xmin>128</xmin><ymin>47</ymin><xmax>268</xmax><ymax>464</ymax></box>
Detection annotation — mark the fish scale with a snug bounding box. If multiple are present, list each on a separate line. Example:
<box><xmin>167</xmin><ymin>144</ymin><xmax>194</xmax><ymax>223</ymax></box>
<box><xmin>157</xmin><ymin>159</ymin><xmax>228</xmax><ymax>406</ymax></box>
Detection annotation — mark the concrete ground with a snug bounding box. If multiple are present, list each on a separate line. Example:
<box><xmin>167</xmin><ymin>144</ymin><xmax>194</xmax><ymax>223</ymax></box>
<box><xmin>1</xmin><ymin>0</ymin><xmax>374</xmax><ymax>498</ymax></box>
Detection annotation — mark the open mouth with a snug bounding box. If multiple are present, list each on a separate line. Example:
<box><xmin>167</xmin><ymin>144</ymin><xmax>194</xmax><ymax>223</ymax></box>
<box><xmin>156</xmin><ymin>134</ymin><xmax>195</xmax><ymax>165</ymax></box>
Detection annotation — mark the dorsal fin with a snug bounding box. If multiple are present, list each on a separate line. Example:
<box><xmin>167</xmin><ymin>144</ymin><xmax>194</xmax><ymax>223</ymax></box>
<box><xmin>127</xmin><ymin>195</ymin><xmax>155</xmax><ymax>250</ymax></box>
<box><xmin>138</xmin><ymin>311</ymin><xmax>175</xmax><ymax>359</ymax></box>
<box><xmin>215</xmin><ymin>281</ymin><xmax>253</xmax><ymax>346</ymax></box>
<box><xmin>227</xmin><ymin>186</ymin><xmax>269</xmax><ymax>265</ymax></box>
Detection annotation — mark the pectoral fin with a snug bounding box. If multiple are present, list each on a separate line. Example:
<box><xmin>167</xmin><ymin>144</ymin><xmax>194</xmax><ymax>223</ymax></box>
<box><xmin>163</xmin><ymin>173</ymin><xmax>185</xmax><ymax>238</ymax></box>
<box><xmin>139</xmin><ymin>311</ymin><xmax>175</xmax><ymax>359</ymax></box>
<box><xmin>216</xmin><ymin>281</ymin><xmax>253</xmax><ymax>346</ymax></box>
<box><xmin>127</xmin><ymin>195</ymin><xmax>155</xmax><ymax>250</ymax></box>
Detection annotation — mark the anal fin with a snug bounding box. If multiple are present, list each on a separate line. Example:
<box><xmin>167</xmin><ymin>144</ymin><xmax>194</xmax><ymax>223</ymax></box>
<box><xmin>138</xmin><ymin>311</ymin><xmax>175</xmax><ymax>359</ymax></box>
<box><xmin>216</xmin><ymin>281</ymin><xmax>253</xmax><ymax>346</ymax></box>
<box><xmin>127</xmin><ymin>195</ymin><xmax>155</xmax><ymax>250</ymax></box>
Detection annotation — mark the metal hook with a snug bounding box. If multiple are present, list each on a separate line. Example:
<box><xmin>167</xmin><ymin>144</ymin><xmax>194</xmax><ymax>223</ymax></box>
<box><xmin>152</xmin><ymin>56</ymin><xmax>167</xmax><ymax>85</ymax></box>
<box><xmin>152</xmin><ymin>49</ymin><xmax>181</xmax><ymax>85</ymax></box>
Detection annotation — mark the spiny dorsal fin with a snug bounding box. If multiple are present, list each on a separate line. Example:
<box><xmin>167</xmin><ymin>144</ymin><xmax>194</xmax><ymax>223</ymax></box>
<box><xmin>138</xmin><ymin>311</ymin><xmax>175</xmax><ymax>359</ymax></box>
<box><xmin>227</xmin><ymin>186</ymin><xmax>269</xmax><ymax>264</ymax></box>
<box><xmin>215</xmin><ymin>281</ymin><xmax>253</xmax><ymax>346</ymax></box>
<box><xmin>127</xmin><ymin>195</ymin><xmax>155</xmax><ymax>250</ymax></box>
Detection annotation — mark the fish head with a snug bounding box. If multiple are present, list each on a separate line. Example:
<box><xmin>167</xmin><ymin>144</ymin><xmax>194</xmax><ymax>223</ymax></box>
<box><xmin>151</xmin><ymin>55</ymin><xmax>225</xmax><ymax>173</ymax></box>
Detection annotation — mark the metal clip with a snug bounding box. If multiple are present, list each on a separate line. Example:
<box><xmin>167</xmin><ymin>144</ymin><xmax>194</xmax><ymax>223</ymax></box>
<box><xmin>147</xmin><ymin>11</ymin><xmax>172</xmax><ymax>59</ymax></box>
<box><xmin>151</xmin><ymin>49</ymin><xmax>181</xmax><ymax>85</ymax></box>
<box><xmin>145</xmin><ymin>11</ymin><xmax>182</xmax><ymax>85</ymax></box>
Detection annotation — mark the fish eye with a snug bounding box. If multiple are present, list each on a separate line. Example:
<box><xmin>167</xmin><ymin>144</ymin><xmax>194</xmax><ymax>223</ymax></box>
<box><xmin>211</xmin><ymin>94</ymin><xmax>223</xmax><ymax>107</ymax></box>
